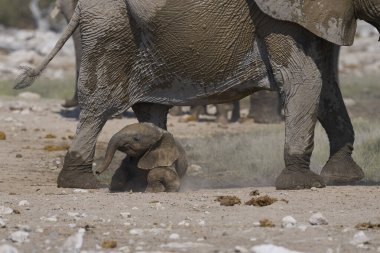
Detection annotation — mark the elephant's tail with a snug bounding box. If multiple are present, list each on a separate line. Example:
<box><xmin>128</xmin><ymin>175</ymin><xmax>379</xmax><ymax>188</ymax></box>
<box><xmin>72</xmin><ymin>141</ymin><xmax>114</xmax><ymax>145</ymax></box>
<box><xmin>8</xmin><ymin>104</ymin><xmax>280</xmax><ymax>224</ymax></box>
<box><xmin>14</xmin><ymin>6</ymin><xmax>80</xmax><ymax>90</ymax></box>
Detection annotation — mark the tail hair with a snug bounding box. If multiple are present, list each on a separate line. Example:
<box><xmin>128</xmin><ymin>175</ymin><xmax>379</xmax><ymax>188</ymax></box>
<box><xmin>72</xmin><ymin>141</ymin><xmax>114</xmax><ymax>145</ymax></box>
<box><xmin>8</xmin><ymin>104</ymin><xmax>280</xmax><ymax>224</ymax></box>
<box><xmin>14</xmin><ymin>66</ymin><xmax>41</xmax><ymax>90</ymax></box>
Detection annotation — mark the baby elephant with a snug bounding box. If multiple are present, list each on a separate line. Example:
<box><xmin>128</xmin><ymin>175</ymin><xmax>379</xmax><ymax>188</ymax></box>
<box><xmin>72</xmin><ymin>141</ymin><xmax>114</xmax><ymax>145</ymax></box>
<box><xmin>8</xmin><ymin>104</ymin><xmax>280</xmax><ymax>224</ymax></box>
<box><xmin>95</xmin><ymin>123</ymin><xmax>187</xmax><ymax>192</ymax></box>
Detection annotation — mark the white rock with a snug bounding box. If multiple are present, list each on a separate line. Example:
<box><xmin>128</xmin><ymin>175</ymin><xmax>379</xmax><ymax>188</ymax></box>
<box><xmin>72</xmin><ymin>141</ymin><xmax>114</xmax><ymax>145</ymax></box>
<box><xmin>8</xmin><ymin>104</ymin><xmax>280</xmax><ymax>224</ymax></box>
<box><xmin>40</xmin><ymin>215</ymin><xmax>58</xmax><ymax>222</ymax></box>
<box><xmin>198</xmin><ymin>220</ymin><xmax>206</xmax><ymax>226</ymax></box>
<box><xmin>119</xmin><ymin>246</ymin><xmax>130</xmax><ymax>253</ymax></box>
<box><xmin>235</xmin><ymin>246</ymin><xmax>248</xmax><ymax>253</ymax></box>
<box><xmin>9</xmin><ymin>231</ymin><xmax>29</xmax><ymax>243</ymax></box>
<box><xmin>281</xmin><ymin>216</ymin><xmax>297</xmax><ymax>228</ymax></box>
<box><xmin>0</xmin><ymin>218</ymin><xmax>5</xmax><ymax>228</ymax></box>
<box><xmin>18</xmin><ymin>200</ymin><xmax>30</xmax><ymax>206</ymax></box>
<box><xmin>129</xmin><ymin>229</ymin><xmax>144</xmax><ymax>236</ymax></box>
<box><xmin>187</xmin><ymin>164</ymin><xmax>203</xmax><ymax>176</ymax></box>
<box><xmin>350</xmin><ymin>231</ymin><xmax>370</xmax><ymax>246</ymax></box>
<box><xmin>169</xmin><ymin>233</ymin><xmax>180</xmax><ymax>240</ymax></box>
<box><xmin>251</xmin><ymin>244</ymin><xmax>305</xmax><ymax>253</ymax></box>
<box><xmin>0</xmin><ymin>244</ymin><xmax>19</xmax><ymax>253</ymax></box>
<box><xmin>67</xmin><ymin>212</ymin><xmax>80</xmax><ymax>217</ymax></box>
<box><xmin>120</xmin><ymin>212</ymin><xmax>132</xmax><ymax>218</ymax></box>
<box><xmin>0</xmin><ymin>206</ymin><xmax>13</xmax><ymax>215</ymax></box>
<box><xmin>73</xmin><ymin>189</ymin><xmax>89</xmax><ymax>193</ymax></box>
<box><xmin>59</xmin><ymin>228</ymin><xmax>85</xmax><ymax>253</ymax></box>
<box><xmin>17</xmin><ymin>92</ymin><xmax>41</xmax><ymax>100</ymax></box>
<box><xmin>178</xmin><ymin>220</ymin><xmax>190</xmax><ymax>226</ymax></box>
<box><xmin>132</xmin><ymin>207</ymin><xmax>139</xmax><ymax>210</ymax></box>
<box><xmin>309</xmin><ymin>212</ymin><xmax>328</xmax><ymax>225</ymax></box>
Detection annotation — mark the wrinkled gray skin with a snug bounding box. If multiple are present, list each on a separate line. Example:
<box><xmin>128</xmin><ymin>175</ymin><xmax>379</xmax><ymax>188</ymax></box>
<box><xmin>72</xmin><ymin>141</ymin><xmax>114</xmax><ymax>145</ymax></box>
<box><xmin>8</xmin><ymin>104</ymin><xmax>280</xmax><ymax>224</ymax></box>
<box><xmin>95</xmin><ymin>123</ymin><xmax>187</xmax><ymax>192</ymax></box>
<box><xmin>16</xmin><ymin>0</ymin><xmax>374</xmax><ymax>190</ymax></box>
<box><xmin>53</xmin><ymin>0</ymin><xmax>81</xmax><ymax>108</ymax></box>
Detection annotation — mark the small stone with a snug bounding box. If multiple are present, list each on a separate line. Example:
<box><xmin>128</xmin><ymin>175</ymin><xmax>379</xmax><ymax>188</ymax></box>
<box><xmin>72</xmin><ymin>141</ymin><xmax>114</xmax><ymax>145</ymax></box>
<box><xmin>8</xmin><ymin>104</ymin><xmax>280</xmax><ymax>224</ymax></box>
<box><xmin>0</xmin><ymin>218</ymin><xmax>6</xmax><ymax>228</ymax></box>
<box><xmin>178</xmin><ymin>220</ymin><xmax>190</xmax><ymax>226</ymax></box>
<box><xmin>198</xmin><ymin>220</ymin><xmax>206</xmax><ymax>226</ymax></box>
<box><xmin>40</xmin><ymin>215</ymin><xmax>57</xmax><ymax>222</ymax></box>
<box><xmin>120</xmin><ymin>212</ymin><xmax>131</xmax><ymax>218</ymax></box>
<box><xmin>0</xmin><ymin>244</ymin><xmax>19</xmax><ymax>253</ymax></box>
<box><xmin>310</xmin><ymin>187</ymin><xmax>318</xmax><ymax>191</ymax></box>
<box><xmin>119</xmin><ymin>246</ymin><xmax>130</xmax><ymax>253</ymax></box>
<box><xmin>235</xmin><ymin>245</ymin><xmax>248</xmax><ymax>253</ymax></box>
<box><xmin>0</xmin><ymin>206</ymin><xmax>13</xmax><ymax>215</ymax></box>
<box><xmin>73</xmin><ymin>189</ymin><xmax>89</xmax><ymax>193</ymax></box>
<box><xmin>281</xmin><ymin>216</ymin><xmax>297</xmax><ymax>228</ymax></box>
<box><xmin>129</xmin><ymin>229</ymin><xmax>144</xmax><ymax>236</ymax></box>
<box><xmin>251</xmin><ymin>244</ymin><xmax>304</xmax><ymax>253</ymax></box>
<box><xmin>132</xmin><ymin>207</ymin><xmax>138</xmax><ymax>210</ymax></box>
<box><xmin>350</xmin><ymin>231</ymin><xmax>370</xmax><ymax>246</ymax></box>
<box><xmin>60</xmin><ymin>228</ymin><xmax>85</xmax><ymax>253</ymax></box>
<box><xmin>9</xmin><ymin>231</ymin><xmax>29</xmax><ymax>243</ymax></box>
<box><xmin>15</xmin><ymin>154</ymin><xmax>22</xmax><ymax>158</ymax></box>
<box><xmin>18</xmin><ymin>200</ymin><xmax>29</xmax><ymax>206</ymax></box>
<box><xmin>187</xmin><ymin>164</ymin><xmax>203</xmax><ymax>176</ymax></box>
<box><xmin>298</xmin><ymin>225</ymin><xmax>307</xmax><ymax>232</ymax></box>
<box><xmin>309</xmin><ymin>212</ymin><xmax>328</xmax><ymax>225</ymax></box>
<box><xmin>169</xmin><ymin>233</ymin><xmax>180</xmax><ymax>240</ymax></box>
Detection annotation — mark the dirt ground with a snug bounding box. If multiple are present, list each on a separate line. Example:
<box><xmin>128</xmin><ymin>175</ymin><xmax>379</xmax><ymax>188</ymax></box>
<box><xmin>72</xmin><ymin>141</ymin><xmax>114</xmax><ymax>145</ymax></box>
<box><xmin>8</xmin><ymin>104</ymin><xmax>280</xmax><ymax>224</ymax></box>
<box><xmin>1</xmin><ymin>96</ymin><xmax>380</xmax><ymax>253</ymax></box>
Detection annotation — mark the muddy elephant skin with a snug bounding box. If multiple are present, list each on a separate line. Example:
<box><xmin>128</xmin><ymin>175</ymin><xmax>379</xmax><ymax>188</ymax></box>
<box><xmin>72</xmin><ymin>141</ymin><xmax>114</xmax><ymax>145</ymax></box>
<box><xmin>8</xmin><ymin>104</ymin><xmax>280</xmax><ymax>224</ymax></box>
<box><xmin>16</xmin><ymin>0</ymin><xmax>373</xmax><ymax>189</ymax></box>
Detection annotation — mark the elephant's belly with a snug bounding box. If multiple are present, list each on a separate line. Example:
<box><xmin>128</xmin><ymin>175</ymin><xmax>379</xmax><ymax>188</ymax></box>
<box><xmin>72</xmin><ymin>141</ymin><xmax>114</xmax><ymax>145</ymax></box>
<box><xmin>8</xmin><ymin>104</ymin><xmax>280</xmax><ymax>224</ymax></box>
<box><xmin>131</xmin><ymin>0</ymin><xmax>271</xmax><ymax>105</ymax></box>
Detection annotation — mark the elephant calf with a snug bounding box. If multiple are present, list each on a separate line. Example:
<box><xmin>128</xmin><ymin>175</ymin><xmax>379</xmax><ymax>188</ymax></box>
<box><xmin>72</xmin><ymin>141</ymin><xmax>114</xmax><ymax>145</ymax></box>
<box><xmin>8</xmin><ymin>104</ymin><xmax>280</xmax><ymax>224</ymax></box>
<box><xmin>95</xmin><ymin>123</ymin><xmax>187</xmax><ymax>192</ymax></box>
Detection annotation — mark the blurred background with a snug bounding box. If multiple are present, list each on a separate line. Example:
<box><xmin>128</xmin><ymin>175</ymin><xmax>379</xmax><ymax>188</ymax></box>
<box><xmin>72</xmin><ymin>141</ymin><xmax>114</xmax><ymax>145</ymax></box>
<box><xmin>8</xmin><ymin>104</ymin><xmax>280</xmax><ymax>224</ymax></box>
<box><xmin>0</xmin><ymin>0</ymin><xmax>379</xmax><ymax>187</ymax></box>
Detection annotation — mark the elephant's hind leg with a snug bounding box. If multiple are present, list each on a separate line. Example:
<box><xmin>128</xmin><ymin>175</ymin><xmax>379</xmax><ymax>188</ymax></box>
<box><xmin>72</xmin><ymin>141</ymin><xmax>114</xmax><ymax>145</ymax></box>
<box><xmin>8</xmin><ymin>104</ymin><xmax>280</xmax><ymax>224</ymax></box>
<box><xmin>146</xmin><ymin>167</ymin><xmax>180</xmax><ymax>193</ymax></box>
<box><xmin>132</xmin><ymin>103</ymin><xmax>171</xmax><ymax>130</ymax></box>
<box><xmin>260</xmin><ymin>23</ymin><xmax>326</xmax><ymax>190</ymax></box>
<box><xmin>318</xmin><ymin>44</ymin><xmax>364</xmax><ymax>185</ymax></box>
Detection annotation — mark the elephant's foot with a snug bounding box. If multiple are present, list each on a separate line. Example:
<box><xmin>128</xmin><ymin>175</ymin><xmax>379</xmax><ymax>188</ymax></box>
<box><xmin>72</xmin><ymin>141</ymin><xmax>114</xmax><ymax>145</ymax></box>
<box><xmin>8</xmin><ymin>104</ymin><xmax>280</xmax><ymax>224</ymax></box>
<box><xmin>57</xmin><ymin>152</ymin><xmax>106</xmax><ymax>189</ymax></box>
<box><xmin>216</xmin><ymin>115</ymin><xmax>228</xmax><ymax>125</ymax></box>
<box><xmin>62</xmin><ymin>98</ymin><xmax>79</xmax><ymax>108</ymax></box>
<box><xmin>275</xmin><ymin>167</ymin><xmax>325</xmax><ymax>190</ymax></box>
<box><xmin>320</xmin><ymin>144</ymin><xmax>364</xmax><ymax>185</ymax></box>
<box><xmin>109</xmin><ymin>167</ymin><xmax>128</xmax><ymax>192</ymax></box>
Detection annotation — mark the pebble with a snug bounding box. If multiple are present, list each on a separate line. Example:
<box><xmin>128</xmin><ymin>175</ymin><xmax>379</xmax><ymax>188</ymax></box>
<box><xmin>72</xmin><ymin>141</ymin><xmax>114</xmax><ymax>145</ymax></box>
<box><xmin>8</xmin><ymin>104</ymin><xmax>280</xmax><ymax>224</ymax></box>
<box><xmin>198</xmin><ymin>220</ymin><xmax>206</xmax><ymax>226</ymax></box>
<box><xmin>281</xmin><ymin>216</ymin><xmax>297</xmax><ymax>228</ymax></box>
<box><xmin>251</xmin><ymin>244</ymin><xmax>304</xmax><ymax>253</ymax></box>
<box><xmin>0</xmin><ymin>206</ymin><xmax>13</xmax><ymax>215</ymax></box>
<box><xmin>73</xmin><ymin>189</ymin><xmax>89</xmax><ymax>193</ymax></box>
<box><xmin>18</xmin><ymin>200</ymin><xmax>29</xmax><ymax>206</ymax></box>
<box><xmin>129</xmin><ymin>229</ymin><xmax>144</xmax><ymax>236</ymax></box>
<box><xmin>309</xmin><ymin>212</ymin><xmax>328</xmax><ymax>225</ymax></box>
<box><xmin>9</xmin><ymin>231</ymin><xmax>29</xmax><ymax>243</ymax></box>
<box><xmin>60</xmin><ymin>228</ymin><xmax>85</xmax><ymax>253</ymax></box>
<box><xmin>298</xmin><ymin>225</ymin><xmax>307</xmax><ymax>232</ymax></box>
<box><xmin>169</xmin><ymin>233</ymin><xmax>180</xmax><ymax>240</ymax></box>
<box><xmin>187</xmin><ymin>164</ymin><xmax>203</xmax><ymax>176</ymax></box>
<box><xmin>350</xmin><ymin>231</ymin><xmax>370</xmax><ymax>246</ymax></box>
<box><xmin>0</xmin><ymin>218</ymin><xmax>5</xmax><ymax>228</ymax></box>
<box><xmin>0</xmin><ymin>244</ymin><xmax>19</xmax><ymax>253</ymax></box>
<box><xmin>178</xmin><ymin>220</ymin><xmax>190</xmax><ymax>226</ymax></box>
<box><xmin>120</xmin><ymin>212</ymin><xmax>132</xmax><ymax>218</ymax></box>
<box><xmin>40</xmin><ymin>215</ymin><xmax>57</xmax><ymax>222</ymax></box>
<box><xmin>235</xmin><ymin>246</ymin><xmax>248</xmax><ymax>253</ymax></box>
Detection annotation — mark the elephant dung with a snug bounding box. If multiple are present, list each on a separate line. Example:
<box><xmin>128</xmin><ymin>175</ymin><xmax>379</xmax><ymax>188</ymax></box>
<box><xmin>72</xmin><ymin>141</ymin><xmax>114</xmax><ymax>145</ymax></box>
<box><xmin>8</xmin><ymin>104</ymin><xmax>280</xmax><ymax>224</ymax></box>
<box><xmin>215</xmin><ymin>196</ymin><xmax>241</xmax><ymax>206</ymax></box>
<box><xmin>43</xmin><ymin>144</ymin><xmax>70</xmax><ymax>152</ymax></box>
<box><xmin>355</xmin><ymin>222</ymin><xmax>380</xmax><ymax>230</ymax></box>
<box><xmin>245</xmin><ymin>195</ymin><xmax>278</xmax><ymax>207</ymax></box>
<box><xmin>259</xmin><ymin>219</ymin><xmax>275</xmax><ymax>228</ymax></box>
<box><xmin>0</xmin><ymin>131</ymin><xmax>6</xmax><ymax>140</ymax></box>
<box><xmin>101</xmin><ymin>240</ymin><xmax>117</xmax><ymax>249</ymax></box>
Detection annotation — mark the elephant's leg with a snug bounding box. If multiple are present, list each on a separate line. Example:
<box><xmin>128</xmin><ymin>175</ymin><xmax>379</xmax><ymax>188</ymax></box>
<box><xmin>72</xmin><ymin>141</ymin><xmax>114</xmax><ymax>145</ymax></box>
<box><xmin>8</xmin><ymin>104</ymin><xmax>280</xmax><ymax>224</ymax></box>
<box><xmin>57</xmin><ymin>114</ymin><xmax>107</xmax><ymax>188</ymax></box>
<box><xmin>132</xmin><ymin>103</ymin><xmax>171</xmax><ymax>130</ymax></box>
<box><xmin>248</xmin><ymin>91</ymin><xmax>283</xmax><ymax>124</ymax></box>
<box><xmin>318</xmin><ymin>45</ymin><xmax>364</xmax><ymax>184</ymax></box>
<box><xmin>169</xmin><ymin>106</ymin><xmax>184</xmax><ymax>116</ymax></box>
<box><xmin>189</xmin><ymin>105</ymin><xmax>206</xmax><ymax>121</ymax></box>
<box><xmin>261</xmin><ymin>30</ymin><xmax>325</xmax><ymax>190</ymax></box>
<box><xmin>215</xmin><ymin>104</ymin><xmax>229</xmax><ymax>124</ymax></box>
<box><xmin>230</xmin><ymin>101</ymin><xmax>241</xmax><ymax>123</ymax></box>
<box><xmin>146</xmin><ymin>167</ymin><xmax>180</xmax><ymax>193</ymax></box>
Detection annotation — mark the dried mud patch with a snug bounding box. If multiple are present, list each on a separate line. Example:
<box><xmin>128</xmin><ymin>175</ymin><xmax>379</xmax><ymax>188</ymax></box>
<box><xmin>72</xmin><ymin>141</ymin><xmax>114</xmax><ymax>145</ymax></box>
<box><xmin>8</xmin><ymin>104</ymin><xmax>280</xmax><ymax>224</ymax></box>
<box><xmin>215</xmin><ymin>196</ymin><xmax>241</xmax><ymax>206</ymax></box>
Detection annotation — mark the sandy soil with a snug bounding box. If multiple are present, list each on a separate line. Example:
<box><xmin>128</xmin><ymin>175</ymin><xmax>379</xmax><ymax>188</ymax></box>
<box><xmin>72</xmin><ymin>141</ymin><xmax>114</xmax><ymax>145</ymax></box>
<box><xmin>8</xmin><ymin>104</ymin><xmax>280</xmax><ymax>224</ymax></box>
<box><xmin>1</xmin><ymin>96</ymin><xmax>380</xmax><ymax>253</ymax></box>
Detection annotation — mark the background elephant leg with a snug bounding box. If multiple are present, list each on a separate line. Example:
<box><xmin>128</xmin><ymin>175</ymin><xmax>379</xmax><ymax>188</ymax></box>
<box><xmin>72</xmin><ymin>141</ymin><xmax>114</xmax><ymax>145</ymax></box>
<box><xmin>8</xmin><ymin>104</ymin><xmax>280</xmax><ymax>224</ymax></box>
<box><xmin>248</xmin><ymin>90</ymin><xmax>283</xmax><ymax>123</ymax></box>
<box><xmin>318</xmin><ymin>44</ymin><xmax>364</xmax><ymax>184</ymax></box>
<box><xmin>189</xmin><ymin>105</ymin><xmax>205</xmax><ymax>121</ymax></box>
<box><xmin>261</xmin><ymin>30</ymin><xmax>325</xmax><ymax>190</ymax></box>
<box><xmin>132</xmin><ymin>103</ymin><xmax>171</xmax><ymax>130</ymax></box>
<box><xmin>215</xmin><ymin>104</ymin><xmax>229</xmax><ymax>124</ymax></box>
<box><xmin>169</xmin><ymin>106</ymin><xmax>184</xmax><ymax>116</ymax></box>
<box><xmin>230</xmin><ymin>101</ymin><xmax>241</xmax><ymax>123</ymax></box>
<box><xmin>146</xmin><ymin>167</ymin><xmax>180</xmax><ymax>193</ymax></box>
<box><xmin>58</xmin><ymin>114</ymin><xmax>107</xmax><ymax>188</ymax></box>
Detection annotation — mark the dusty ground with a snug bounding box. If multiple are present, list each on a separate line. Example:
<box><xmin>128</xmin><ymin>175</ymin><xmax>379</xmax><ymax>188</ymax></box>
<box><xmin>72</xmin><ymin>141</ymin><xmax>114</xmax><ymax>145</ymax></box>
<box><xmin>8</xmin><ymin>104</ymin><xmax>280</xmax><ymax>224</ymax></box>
<box><xmin>1</xmin><ymin>96</ymin><xmax>380</xmax><ymax>253</ymax></box>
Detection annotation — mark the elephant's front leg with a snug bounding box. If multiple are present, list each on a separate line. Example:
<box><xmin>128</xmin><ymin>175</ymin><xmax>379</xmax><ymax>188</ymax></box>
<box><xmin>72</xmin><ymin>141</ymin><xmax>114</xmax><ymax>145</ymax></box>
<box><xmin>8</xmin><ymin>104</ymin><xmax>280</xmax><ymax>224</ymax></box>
<box><xmin>57</xmin><ymin>114</ymin><xmax>107</xmax><ymax>189</ymax></box>
<box><xmin>263</xmin><ymin>32</ymin><xmax>325</xmax><ymax>190</ymax></box>
<box><xmin>318</xmin><ymin>44</ymin><xmax>364</xmax><ymax>184</ymax></box>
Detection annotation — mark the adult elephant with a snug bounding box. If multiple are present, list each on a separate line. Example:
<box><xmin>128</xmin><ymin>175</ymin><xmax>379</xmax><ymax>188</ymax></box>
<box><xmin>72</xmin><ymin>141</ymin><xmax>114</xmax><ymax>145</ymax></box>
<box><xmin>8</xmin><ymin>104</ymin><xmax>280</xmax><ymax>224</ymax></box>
<box><xmin>16</xmin><ymin>0</ymin><xmax>370</xmax><ymax>190</ymax></box>
<box><xmin>52</xmin><ymin>0</ymin><xmax>81</xmax><ymax>108</ymax></box>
